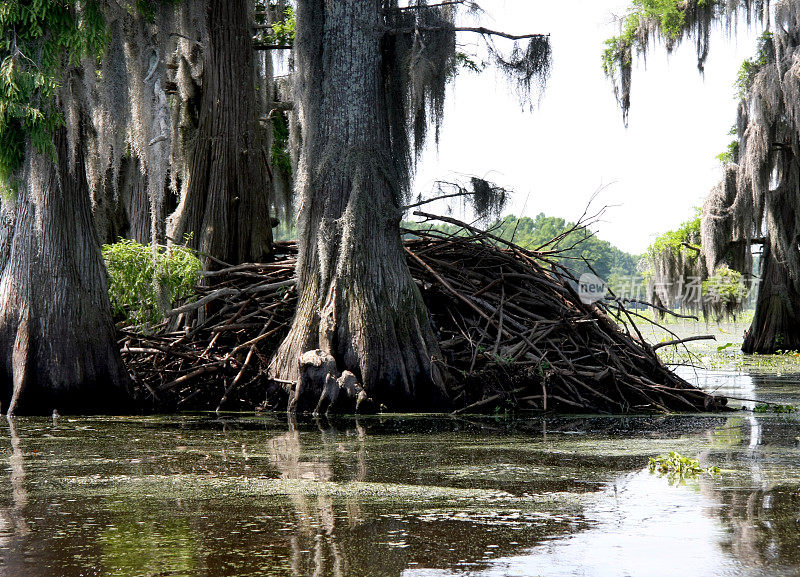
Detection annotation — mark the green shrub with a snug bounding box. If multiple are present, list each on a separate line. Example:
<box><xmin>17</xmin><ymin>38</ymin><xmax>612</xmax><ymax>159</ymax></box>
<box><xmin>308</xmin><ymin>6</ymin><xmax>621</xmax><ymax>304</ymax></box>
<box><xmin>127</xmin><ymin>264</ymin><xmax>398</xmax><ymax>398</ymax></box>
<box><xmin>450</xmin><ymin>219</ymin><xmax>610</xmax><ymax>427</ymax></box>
<box><xmin>102</xmin><ymin>240</ymin><xmax>201</xmax><ymax>327</ymax></box>
<box><xmin>753</xmin><ymin>403</ymin><xmax>797</xmax><ymax>414</ymax></box>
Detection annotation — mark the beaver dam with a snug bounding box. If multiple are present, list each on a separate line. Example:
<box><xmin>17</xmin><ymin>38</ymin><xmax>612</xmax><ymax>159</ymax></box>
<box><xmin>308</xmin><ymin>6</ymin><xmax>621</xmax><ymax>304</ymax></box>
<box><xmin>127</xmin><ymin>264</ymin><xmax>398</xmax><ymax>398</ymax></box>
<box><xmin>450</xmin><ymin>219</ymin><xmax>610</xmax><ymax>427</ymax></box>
<box><xmin>121</xmin><ymin>216</ymin><xmax>725</xmax><ymax>414</ymax></box>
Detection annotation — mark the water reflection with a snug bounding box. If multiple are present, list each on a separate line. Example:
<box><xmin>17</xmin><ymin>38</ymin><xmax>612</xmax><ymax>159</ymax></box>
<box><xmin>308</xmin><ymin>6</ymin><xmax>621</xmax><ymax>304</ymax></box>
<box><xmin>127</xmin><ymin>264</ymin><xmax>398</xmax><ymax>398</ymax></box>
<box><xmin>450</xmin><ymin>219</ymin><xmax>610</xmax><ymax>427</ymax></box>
<box><xmin>268</xmin><ymin>417</ymin><xmax>361</xmax><ymax>577</ymax></box>
<box><xmin>0</xmin><ymin>408</ymin><xmax>797</xmax><ymax>577</ymax></box>
<box><xmin>0</xmin><ymin>418</ymin><xmax>30</xmax><ymax>576</ymax></box>
<box><xmin>707</xmin><ymin>414</ymin><xmax>800</xmax><ymax>573</ymax></box>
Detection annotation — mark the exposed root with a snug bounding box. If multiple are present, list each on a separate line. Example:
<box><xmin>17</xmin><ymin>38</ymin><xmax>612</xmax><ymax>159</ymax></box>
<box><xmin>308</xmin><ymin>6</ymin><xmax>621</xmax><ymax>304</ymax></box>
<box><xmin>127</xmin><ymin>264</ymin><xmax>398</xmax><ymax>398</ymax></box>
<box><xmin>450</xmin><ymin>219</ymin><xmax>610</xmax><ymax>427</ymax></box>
<box><xmin>294</xmin><ymin>350</ymin><xmax>372</xmax><ymax>415</ymax></box>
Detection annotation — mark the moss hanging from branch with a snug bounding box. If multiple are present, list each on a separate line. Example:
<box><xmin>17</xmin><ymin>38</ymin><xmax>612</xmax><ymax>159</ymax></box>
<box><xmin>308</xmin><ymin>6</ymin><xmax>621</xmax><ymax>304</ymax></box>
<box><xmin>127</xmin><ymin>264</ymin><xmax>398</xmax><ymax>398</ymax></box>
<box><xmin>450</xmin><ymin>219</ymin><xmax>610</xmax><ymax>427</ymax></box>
<box><xmin>404</xmin><ymin>176</ymin><xmax>509</xmax><ymax>222</ymax></box>
<box><xmin>704</xmin><ymin>11</ymin><xmax>800</xmax><ymax>290</ymax></box>
<box><xmin>384</xmin><ymin>0</ymin><xmax>458</xmax><ymax>172</ymax></box>
<box><xmin>644</xmin><ymin>212</ymin><xmax>709</xmax><ymax>316</ymax></box>
<box><xmin>381</xmin><ymin>0</ymin><xmax>552</xmax><ymax>207</ymax></box>
<box><xmin>702</xmin><ymin>265</ymin><xmax>748</xmax><ymax>319</ymax></box>
<box><xmin>0</xmin><ymin>1</ymin><xmax>107</xmax><ymax>196</ymax></box>
<box><xmin>602</xmin><ymin>0</ymin><xmax>771</xmax><ymax>123</ymax></box>
<box><xmin>486</xmin><ymin>35</ymin><xmax>552</xmax><ymax>109</ymax></box>
<box><xmin>80</xmin><ymin>0</ymin><xmax>211</xmax><ymax>245</ymax></box>
<box><xmin>610</xmin><ymin>0</ymin><xmax>800</xmax><ymax>350</ymax></box>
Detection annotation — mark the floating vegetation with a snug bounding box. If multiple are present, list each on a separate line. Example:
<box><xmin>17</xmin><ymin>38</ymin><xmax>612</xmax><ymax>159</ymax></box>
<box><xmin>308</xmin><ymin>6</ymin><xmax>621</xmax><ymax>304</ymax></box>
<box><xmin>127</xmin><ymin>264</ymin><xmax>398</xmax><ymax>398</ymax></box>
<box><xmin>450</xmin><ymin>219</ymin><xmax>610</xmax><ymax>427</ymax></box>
<box><xmin>648</xmin><ymin>452</ymin><xmax>720</xmax><ymax>480</ymax></box>
<box><xmin>57</xmin><ymin>474</ymin><xmax>520</xmax><ymax>503</ymax></box>
<box><xmin>462</xmin><ymin>435</ymin><xmax>708</xmax><ymax>460</ymax></box>
<box><xmin>414</xmin><ymin>508</ymin><xmax>582</xmax><ymax>529</ymax></box>
<box><xmin>752</xmin><ymin>403</ymin><xmax>798</xmax><ymax>414</ymax></box>
<box><xmin>654</xmin><ymin>329</ymin><xmax>800</xmax><ymax>373</ymax></box>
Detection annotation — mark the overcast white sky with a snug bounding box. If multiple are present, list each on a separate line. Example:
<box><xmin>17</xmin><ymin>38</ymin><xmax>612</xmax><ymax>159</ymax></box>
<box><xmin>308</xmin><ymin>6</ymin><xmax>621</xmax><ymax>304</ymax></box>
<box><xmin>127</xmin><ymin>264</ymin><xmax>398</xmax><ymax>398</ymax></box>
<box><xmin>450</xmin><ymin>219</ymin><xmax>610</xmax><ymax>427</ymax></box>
<box><xmin>412</xmin><ymin>0</ymin><xmax>764</xmax><ymax>255</ymax></box>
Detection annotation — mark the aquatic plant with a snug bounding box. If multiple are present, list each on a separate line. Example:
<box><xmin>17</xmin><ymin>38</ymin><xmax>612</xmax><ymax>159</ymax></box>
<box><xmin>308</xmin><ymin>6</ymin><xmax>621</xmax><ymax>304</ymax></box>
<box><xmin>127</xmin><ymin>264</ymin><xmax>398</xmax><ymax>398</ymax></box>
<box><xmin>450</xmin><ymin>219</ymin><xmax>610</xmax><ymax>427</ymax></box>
<box><xmin>753</xmin><ymin>403</ymin><xmax>798</xmax><ymax>414</ymax></box>
<box><xmin>649</xmin><ymin>451</ymin><xmax>720</xmax><ymax>479</ymax></box>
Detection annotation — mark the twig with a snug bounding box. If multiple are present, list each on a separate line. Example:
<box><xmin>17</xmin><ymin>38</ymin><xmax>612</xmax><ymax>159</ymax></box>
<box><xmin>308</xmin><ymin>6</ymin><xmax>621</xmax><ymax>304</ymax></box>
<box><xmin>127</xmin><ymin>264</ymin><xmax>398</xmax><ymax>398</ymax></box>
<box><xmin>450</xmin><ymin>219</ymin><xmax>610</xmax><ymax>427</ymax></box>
<box><xmin>652</xmin><ymin>335</ymin><xmax>716</xmax><ymax>351</ymax></box>
<box><xmin>166</xmin><ymin>288</ymin><xmax>239</xmax><ymax>317</ymax></box>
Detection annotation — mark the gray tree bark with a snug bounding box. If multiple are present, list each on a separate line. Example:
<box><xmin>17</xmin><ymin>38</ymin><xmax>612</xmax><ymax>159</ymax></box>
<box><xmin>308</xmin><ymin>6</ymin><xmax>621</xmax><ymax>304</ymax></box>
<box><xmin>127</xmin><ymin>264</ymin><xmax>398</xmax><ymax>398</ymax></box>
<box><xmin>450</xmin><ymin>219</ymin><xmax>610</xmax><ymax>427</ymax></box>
<box><xmin>0</xmin><ymin>120</ymin><xmax>131</xmax><ymax>415</ymax></box>
<box><xmin>91</xmin><ymin>157</ymin><xmax>152</xmax><ymax>246</ymax></box>
<box><xmin>270</xmin><ymin>0</ymin><xmax>449</xmax><ymax>411</ymax></box>
<box><xmin>742</xmin><ymin>199</ymin><xmax>800</xmax><ymax>353</ymax></box>
<box><xmin>743</xmin><ymin>257</ymin><xmax>800</xmax><ymax>353</ymax></box>
<box><xmin>170</xmin><ymin>0</ymin><xmax>273</xmax><ymax>267</ymax></box>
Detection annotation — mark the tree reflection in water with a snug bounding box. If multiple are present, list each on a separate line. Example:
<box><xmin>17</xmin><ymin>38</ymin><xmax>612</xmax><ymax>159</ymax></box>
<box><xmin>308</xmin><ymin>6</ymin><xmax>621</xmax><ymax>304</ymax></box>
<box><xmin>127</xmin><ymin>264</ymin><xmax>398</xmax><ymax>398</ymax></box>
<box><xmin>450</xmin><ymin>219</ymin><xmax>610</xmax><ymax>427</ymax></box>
<box><xmin>0</xmin><ymin>418</ymin><xmax>29</xmax><ymax>576</ymax></box>
<box><xmin>0</xmin><ymin>414</ymin><xmax>799</xmax><ymax>577</ymax></box>
<box><xmin>267</xmin><ymin>416</ymin><xmax>365</xmax><ymax>577</ymax></box>
<box><xmin>703</xmin><ymin>412</ymin><xmax>800</xmax><ymax>572</ymax></box>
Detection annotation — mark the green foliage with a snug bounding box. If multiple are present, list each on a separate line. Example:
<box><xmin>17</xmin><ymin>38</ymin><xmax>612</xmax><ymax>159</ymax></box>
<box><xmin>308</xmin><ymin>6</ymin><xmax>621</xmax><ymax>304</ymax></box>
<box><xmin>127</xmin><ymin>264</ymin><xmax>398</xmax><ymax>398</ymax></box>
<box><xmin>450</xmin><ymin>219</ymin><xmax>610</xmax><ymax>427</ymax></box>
<box><xmin>602</xmin><ymin>0</ymin><xmax>701</xmax><ymax>77</ymax></box>
<box><xmin>490</xmin><ymin>213</ymin><xmax>640</xmax><ymax>281</ymax></box>
<box><xmin>404</xmin><ymin>213</ymin><xmax>641</xmax><ymax>285</ymax></box>
<box><xmin>271</xmin><ymin>109</ymin><xmax>291</xmax><ymax>177</ymax></box>
<box><xmin>735</xmin><ymin>31</ymin><xmax>773</xmax><ymax>98</ymax></box>
<box><xmin>454</xmin><ymin>51</ymin><xmax>485</xmax><ymax>74</ymax></box>
<box><xmin>602</xmin><ymin>12</ymin><xmax>638</xmax><ymax>78</ymax></box>
<box><xmin>0</xmin><ymin>1</ymin><xmax>108</xmax><ymax>196</ymax></box>
<box><xmin>716</xmin><ymin>139</ymin><xmax>739</xmax><ymax>164</ymax></box>
<box><xmin>753</xmin><ymin>403</ymin><xmax>797</xmax><ymax>414</ymax></box>
<box><xmin>702</xmin><ymin>266</ymin><xmax>747</xmax><ymax>305</ymax></box>
<box><xmin>649</xmin><ymin>451</ymin><xmax>720</xmax><ymax>480</ymax></box>
<box><xmin>256</xmin><ymin>4</ymin><xmax>295</xmax><ymax>46</ymax></box>
<box><xmin>270</xmin><ymin>6</ymin><xmax>295</xmax><ymax>45</ymax></box>
<box><xmin>649</xmin><ymin>210</ymin><xmax>701</xmax><ymax>261</ymax></box>
<box><xmin>102</xmin><ymin>239</ymin><xmax>201</xmax><ymax>327</ymax></box>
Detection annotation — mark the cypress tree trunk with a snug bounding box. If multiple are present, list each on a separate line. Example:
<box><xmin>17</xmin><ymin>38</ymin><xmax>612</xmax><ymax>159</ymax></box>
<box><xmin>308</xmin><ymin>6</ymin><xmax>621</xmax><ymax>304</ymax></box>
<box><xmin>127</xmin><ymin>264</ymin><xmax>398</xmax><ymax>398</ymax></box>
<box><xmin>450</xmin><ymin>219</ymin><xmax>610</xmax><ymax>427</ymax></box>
<box><xmin>270</xmin><ymin>0</ymin><xmax>449</xmax><ymax>411</ymax></box>
<box><xmin>123</xmin><ymin>157</ymin><xmax>153</xmax><ymax>245</ymax></box>
<box><xmin>0</xmin><ymin>125</ymin><xmax>131</xmax><ymax>415</ymax></box>
<box><xmin>91</xmin><ymin>158</ymin><xmax>152</xmax><ymax>246</ymax></box>
<box><xmin>742</xmin><ymin>242</ymin><xmax>800</xmax><ymax>353</ymax></box>
<box><xmin>742</xmin><ymin>183</ymin><xmax>800</xmax><ymax>354</ymax></box>
<box><xmin>170</xmin><ymin>0</ymin><xmax>273</xmax><ymax>266</ymax></box>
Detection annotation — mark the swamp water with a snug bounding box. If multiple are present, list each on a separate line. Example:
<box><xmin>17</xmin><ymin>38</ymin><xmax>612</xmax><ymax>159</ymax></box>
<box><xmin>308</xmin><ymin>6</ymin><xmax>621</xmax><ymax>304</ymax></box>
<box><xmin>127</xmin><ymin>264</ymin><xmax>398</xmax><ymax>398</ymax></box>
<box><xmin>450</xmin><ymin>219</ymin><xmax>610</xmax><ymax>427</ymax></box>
<box><xmin>2</xmin><ymin>333</ymin><xmax>800</xmax><ymax>576</ymax></box>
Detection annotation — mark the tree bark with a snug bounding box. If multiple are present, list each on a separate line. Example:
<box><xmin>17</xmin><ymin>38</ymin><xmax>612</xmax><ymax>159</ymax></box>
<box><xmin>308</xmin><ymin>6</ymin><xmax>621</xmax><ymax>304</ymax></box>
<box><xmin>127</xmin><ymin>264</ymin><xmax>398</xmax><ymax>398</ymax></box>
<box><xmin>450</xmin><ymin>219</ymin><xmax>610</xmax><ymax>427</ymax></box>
<box><xmin>270</xmin><ymin>0</ymin><xmax>449</xmax><ymax>412</ymax></box>
<box><xmin>170</xmin><ymin>0</ymin><xmax>273</xmax><ymax>266</ymax></box>
<box><xmin>91</xmin><ymin>158</ymin><xmax>152</xmax><ymax>246</ymax></box>
<box><xmin>742</xmin><ymin>242</ymin><xmax>800</xmax><ymax>353</ymax></box>
<box><xmin>742</xmin><ymin>181</ymin><xmax>800</xmax><ymax>354</ymax></box>
<box><xmin>0</xmin><ymin>124</ymin><xmax>132</xmax><ymax>415</ymax></box>
<box><xmin>122</xmin><ymin>157</ymin><xmax>154</xmax><ymax>245</ymax></box>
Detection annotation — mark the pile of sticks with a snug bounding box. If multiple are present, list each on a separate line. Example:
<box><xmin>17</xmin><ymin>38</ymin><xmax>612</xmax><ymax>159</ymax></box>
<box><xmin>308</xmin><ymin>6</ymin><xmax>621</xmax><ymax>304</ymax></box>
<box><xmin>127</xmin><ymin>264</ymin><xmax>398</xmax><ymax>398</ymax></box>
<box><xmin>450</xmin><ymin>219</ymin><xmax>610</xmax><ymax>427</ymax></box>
<box><xmin>122</xmin><ymin>220</ymin><xmax>724</xmax><ymax>413</ymax></box>
<box><xmin>405</xmin><ymin>213</ymin><xmax>722</xmax><ymax>414</ymax></box>
<box><xmin>120</xmin><ymin>242</ymin><xmax>298</xmax><ymax>411</ymax></box>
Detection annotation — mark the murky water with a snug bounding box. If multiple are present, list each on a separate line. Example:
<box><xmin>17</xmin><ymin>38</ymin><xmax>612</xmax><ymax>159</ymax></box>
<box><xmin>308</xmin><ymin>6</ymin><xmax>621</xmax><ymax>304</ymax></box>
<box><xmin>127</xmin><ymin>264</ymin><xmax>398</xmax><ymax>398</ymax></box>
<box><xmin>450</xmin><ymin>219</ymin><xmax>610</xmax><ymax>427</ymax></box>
<box><xmin>2</xmin><ymin>366</ymin><xmax>800</xmax><ymax>576</ymax></box>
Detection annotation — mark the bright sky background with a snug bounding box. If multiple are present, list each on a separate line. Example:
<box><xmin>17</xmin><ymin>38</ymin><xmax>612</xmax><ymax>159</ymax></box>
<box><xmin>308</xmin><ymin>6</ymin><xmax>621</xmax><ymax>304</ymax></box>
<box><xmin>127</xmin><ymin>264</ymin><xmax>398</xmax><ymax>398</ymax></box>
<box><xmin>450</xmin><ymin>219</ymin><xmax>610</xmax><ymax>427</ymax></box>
<box><xmin>412</xmin><ymin>0</ymin><xmax>764</xmax><ymax>255</ymax></box>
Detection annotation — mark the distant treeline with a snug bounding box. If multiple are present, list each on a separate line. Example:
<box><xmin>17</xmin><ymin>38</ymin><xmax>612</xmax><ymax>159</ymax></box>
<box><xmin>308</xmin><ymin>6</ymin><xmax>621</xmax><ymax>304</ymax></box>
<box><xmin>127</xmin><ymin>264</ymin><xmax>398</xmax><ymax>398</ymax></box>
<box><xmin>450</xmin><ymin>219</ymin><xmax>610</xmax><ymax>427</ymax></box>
<box><xmin>403</xmin><ymin>214</ymin><xmax>640</xmax><ymax>283</ymax></box>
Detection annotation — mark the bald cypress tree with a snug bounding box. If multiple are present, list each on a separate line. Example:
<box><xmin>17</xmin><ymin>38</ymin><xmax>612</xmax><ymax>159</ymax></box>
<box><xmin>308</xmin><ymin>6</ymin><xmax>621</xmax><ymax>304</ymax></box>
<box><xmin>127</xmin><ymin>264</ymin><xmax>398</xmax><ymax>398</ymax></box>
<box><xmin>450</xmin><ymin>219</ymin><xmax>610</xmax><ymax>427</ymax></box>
<box><xmin>604</xmin><ymin>0</ymin><xmax>800</xmax><ymax>352</ymax></box>
<box><xmin>0</xmin><ymin>0</ymin><xmax>290</xmax><ymax>413</ymax></box>
<box><xmin>0</xmin><ymin>3</ymin><xmax>131</xmax><ymax>414</ymax></box>
<box><xmin>169</xmin><ymin>0</ymin><xmax>274</xmax><ymax>267</ymax></box>
<box><xmin>270</xmin><ymin>0</ymin><xmax>551</xmax><ymax>411</ymax></box>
